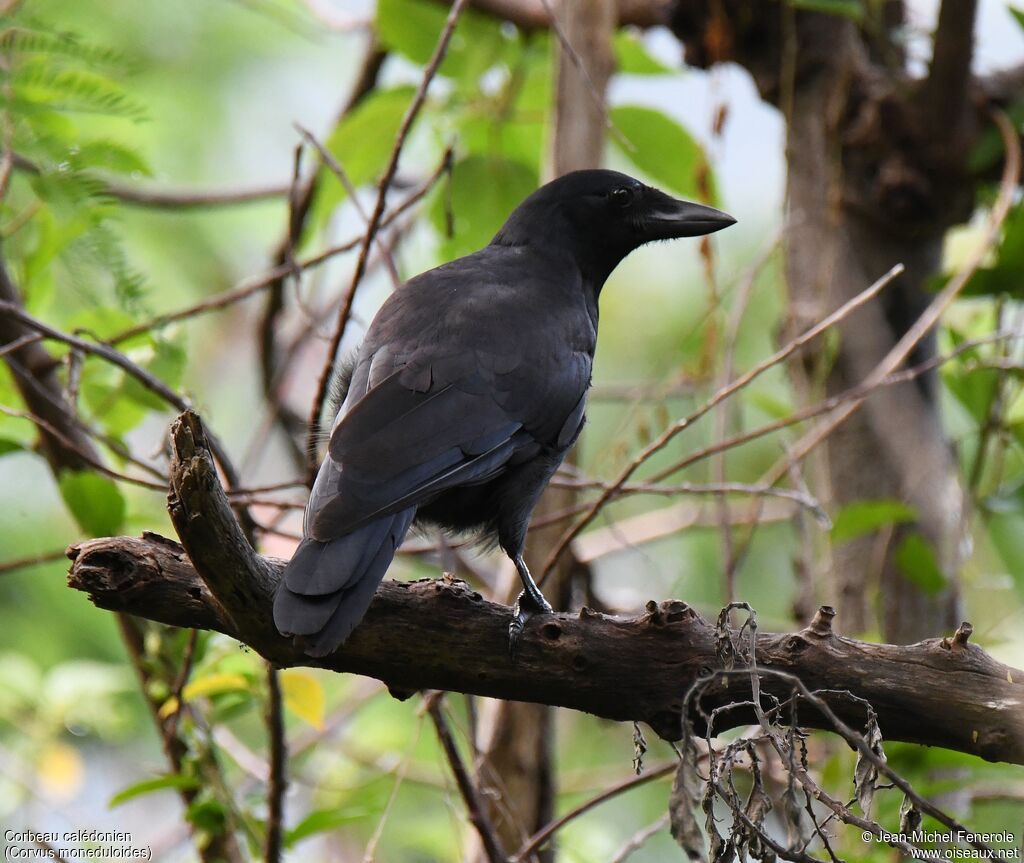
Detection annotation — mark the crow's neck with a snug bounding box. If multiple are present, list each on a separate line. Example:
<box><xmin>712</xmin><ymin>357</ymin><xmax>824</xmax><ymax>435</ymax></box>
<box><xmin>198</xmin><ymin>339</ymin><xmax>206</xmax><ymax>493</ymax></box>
<box><xmin>492</xmin><ymin>217</ymin><xmax>628</xmax><ymax>293</ymax></box>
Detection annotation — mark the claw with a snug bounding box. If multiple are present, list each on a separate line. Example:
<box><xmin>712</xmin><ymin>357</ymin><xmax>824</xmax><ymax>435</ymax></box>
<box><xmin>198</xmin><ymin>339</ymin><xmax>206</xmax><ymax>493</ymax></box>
<box><xmin>508</xmin><ymin>588</ymin><xmax>553</xmax><ymax>659</ymax></box>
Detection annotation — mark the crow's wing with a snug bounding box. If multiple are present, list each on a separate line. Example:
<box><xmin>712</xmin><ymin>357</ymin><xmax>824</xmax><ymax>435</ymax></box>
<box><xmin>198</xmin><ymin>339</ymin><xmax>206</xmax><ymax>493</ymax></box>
<box><xmin>306</xmin><ymin>342</ymin><xmax>590</xmax><ymax>542</ymax></box>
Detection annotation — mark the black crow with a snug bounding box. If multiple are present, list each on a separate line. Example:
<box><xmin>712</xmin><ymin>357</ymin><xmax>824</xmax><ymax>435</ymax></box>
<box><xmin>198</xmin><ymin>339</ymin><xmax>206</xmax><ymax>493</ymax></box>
<box><xmin>274</xmin><ymin>169</ymin><xmax>735</xmax><ymax>657</ymax></box>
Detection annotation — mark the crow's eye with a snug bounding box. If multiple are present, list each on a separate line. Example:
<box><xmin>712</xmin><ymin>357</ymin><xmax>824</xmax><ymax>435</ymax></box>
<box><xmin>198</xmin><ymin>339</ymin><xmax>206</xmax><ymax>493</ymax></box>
<box><xmin>609</xmin><ymin>186</ymin><xmax>633</xmax><ymax>208</ymax></box>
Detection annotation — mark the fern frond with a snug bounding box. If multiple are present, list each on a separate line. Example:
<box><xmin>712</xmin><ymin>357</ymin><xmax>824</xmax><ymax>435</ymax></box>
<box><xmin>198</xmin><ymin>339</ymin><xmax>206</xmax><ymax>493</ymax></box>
<box><xmin>10</xmin><ymin>63</ymin><xmax>146</xmax><ymax>119</ymax></box>
<box><xmin>0</xmin><ymin>26</ymin><xmax>131</xmax><ymax>74</ymax></box>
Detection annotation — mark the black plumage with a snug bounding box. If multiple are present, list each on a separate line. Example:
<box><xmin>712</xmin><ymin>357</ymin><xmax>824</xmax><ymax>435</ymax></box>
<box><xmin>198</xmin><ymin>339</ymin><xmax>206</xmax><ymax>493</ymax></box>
<box><xmin>274</xmin><ymin>169</ymin><xmax>735</xmax><ymax>656</ymax></box>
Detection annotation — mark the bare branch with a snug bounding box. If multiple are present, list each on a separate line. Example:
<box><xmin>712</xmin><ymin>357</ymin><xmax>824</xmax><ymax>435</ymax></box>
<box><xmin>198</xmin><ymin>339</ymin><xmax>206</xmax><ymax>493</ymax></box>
<box><xmin>425</xmin><ymin>694</ymin><xmax>507</xmax><ymax>863</ymax></box>
<box><xmin>510</xmin><ymin>762</ymin><xmax>675</xmax><ymax>862</ymax></box>
<box><xmin>264</xmin><ymin>665</ymin><xmax>286</xmax><ymax>863</ymax></box>
<box><xmin>0</xmin><ymin>298</ymin><xmax>250</xmax><ymax>517</ymax></box>
<box><xmin>306</xmin><ymin>0</ymin><xmax>471</xmax><ymax>477</ymax></box>
<box><xmin>65</xmin><ymin>419</ymin><xmax>1024</xmax><ymax>765</ymax></box>
<box><xmin>538</xmin><ymin>264</ymin><xmax>906</xmax><ymax>583</ymax></box>
<box><xmin>756</xmin><ymin>106</ymin><xmax>1021</xmax><ymax>492</ymax></box>
<box><xmin>9</xmin><ymin>151</ymin><xmax>291</xmax><ymax>209</ymax></box>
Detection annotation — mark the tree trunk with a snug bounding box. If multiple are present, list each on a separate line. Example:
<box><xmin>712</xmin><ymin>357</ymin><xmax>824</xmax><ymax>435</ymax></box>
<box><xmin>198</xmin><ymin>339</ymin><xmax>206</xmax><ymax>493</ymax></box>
<box><xmin>669</xmin><ymin>2</ymin><xmax>976</xmax><ymax>642</ymax></box>
<box><xmin>781</xmin><ymin>29</ymin><xmax>963</xmax><ymax>641</ymax></box>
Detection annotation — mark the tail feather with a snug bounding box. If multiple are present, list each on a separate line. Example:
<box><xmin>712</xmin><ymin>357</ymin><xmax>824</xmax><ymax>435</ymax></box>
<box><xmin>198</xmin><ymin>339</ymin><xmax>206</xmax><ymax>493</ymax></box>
<box><xmin>273</xmin><ymin>508</ymin><xmax>415</xmax><ymax>657</ymax></box>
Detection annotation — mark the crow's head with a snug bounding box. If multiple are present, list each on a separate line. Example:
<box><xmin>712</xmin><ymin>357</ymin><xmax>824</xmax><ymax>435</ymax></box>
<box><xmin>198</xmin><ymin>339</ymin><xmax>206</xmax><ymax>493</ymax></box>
<box><xmin>492</xmin><ymin>169</ymin><xmax>735</xmax><ymax>286</ymax></box>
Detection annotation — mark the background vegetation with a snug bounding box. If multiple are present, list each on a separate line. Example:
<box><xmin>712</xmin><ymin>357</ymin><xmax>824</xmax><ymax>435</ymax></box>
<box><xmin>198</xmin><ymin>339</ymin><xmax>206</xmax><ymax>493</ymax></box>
<box><xmin>1</xmin><ymin>0</ymin><xmax>1022</xmax><ymax>860</ymax></box>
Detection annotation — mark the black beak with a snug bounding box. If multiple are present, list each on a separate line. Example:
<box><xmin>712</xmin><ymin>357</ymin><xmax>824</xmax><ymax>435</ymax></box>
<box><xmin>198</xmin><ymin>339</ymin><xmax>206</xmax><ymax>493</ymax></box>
<box><xmin>643</xmin><ymin>189</ymin><xmax>736</xmax><ymax>239</ymax></box>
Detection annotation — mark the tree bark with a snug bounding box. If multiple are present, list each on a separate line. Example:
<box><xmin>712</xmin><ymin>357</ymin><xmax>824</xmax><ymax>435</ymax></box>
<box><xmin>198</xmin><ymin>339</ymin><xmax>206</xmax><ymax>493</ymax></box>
<box><xmin>67</xmin><ymin>532</ymin><xmax>1024</xmax><ymax>765</ymax></box>
<box><xmin>65</xmin><ymin>412</ymin><xmax>1024</xmax><ymax>766</ymax></box>
<box><xmin>667</xmin><ymin>2</ymin><xmax>987</xmax><ymax>643</ymax></box>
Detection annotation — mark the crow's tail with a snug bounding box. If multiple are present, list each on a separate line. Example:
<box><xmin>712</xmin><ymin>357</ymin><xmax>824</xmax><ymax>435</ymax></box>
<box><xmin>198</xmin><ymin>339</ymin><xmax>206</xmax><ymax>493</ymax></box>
<box><xmin>273</xmin><ymin>508</ymin><xmax>415</xmax><ymax>657</ymax></box>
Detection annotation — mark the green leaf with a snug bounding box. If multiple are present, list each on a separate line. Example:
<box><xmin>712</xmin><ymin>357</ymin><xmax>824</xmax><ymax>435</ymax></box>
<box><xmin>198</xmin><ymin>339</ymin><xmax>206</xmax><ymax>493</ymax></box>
<box><xmin>429</xmin><ymin>154</ymin><xmax>537</xmax><ymax>259</ymax></box>
<box><xmin>788</xmin><ymin>0</ymin><xmax>865</xmax><ymax>20</ymax></box>
<box><xmin>310</xmin><ymin>86</ymin><xmax>415</xmax><ymax>233</ymax></box>
<box><xmin>109</xmin><ymin>773</ymin><xmax>200</xmax><ymax>809</ymax></box>
<box><xmin>122</xmin><ymin>338</ymin><xmax>186</xmax><ymax>411</ymax></box>
<box><xmin>2</xmin><ymin>26</ymin><xmax>131</xmax><ymax>74</ymax></box>
<box><xmin>186</xmin><ymin>793</ymin><xmax>227</xmax><ymax>834</ymax></box>
<box><xmin>0</xmin><ymin>369</ymin><xmax>37</xmax><ymax>449</ymax></box>
<box><xmin>959</xmin><ymin>202</ymin><xmax>1024</xmax><ymax>298</ymax></box>
<box><xmin>970</xmin><ymin>103</ymin><xmax>1024</xmax><ymax>175</ymax></box>
<box><xmin>285</xmin><ymin>807</ymin><xmax>370</xmax><ymax>847</ymax></box>
<box><xmin>615</xmin><ymin>31</ymin><xmax>673</xmax><ymax>75</ymax></box>
<box><xmin>1010</xmin><ymin>7</ymin><xmax>1024</xmax><ymax>31</ymax></box>
<box><xmin>376</xmin><ymin>0</ymin><xmax>509</xmax><ymax>82</ymax></box>
<box><xmin>58</xmin><ymin>471</ymin><xmax>126</xmax><ymax>537</ymax></box>
<box><xmin>11</xmin><ymin>63</ymin><xmax>146</xmax><ymax>119</ymax></box>
<box><xmin>894</xmin><ymin>533</ymin><xmax>947</xmax><ymax>593</ymax></box>
<box><xmin>0</xmin><ymin>438</ymin><xmax>26</xmax><ymax>457</ymax></box>
<box><xmin>831</xmin><ymin>499</ymin><xmax>917</xmax><ymax>544</ymax></box>
<box><xmin>81</xmin><ymin>364</ymin><xmax>147</xmax><ymax>437</ymax></box>
<box><xmin>67</xmin><ymin>306</ymin><xmax>137</xmax><ymax>340</ymax></box>
<box><xmin>455</xmin><ymin>34</ymin><xmax>550</xmax><ymax>172</ymax></box>
<box><xmin>377</xmin><ymin>0</ymin><xmax>453</xmax><ymax>65</ymax></box>
<box><xmin>943</xmin><ymin>363</ymin><xmax>1000</xmax><ymax>424</ymax></box>
<box><xmin>987</xmin><ymin>511</ymin><xmax>1024</xmax><ymax>594</ymax></box>
<box><xmin>747</xmin><ymin>391</ymin><xmax>793</xmax><ymax>420</ymax></box>
<box><xmin>609</xmin><ymin>105</ymin><xmax>712</xmax><ymax>201</ymax></box>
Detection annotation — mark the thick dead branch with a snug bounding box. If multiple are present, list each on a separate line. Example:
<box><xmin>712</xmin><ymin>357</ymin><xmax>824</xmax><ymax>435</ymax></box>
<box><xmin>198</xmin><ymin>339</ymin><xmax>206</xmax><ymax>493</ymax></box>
<box><xmin>67</xmin><ymin>530</ymin><xmax>1024</xmax><ymax>764</ymax></box>
<box><xmin>65</xmin><ymin>413</ymin><xmax>1024</xmax><ymax>765</ymax></box>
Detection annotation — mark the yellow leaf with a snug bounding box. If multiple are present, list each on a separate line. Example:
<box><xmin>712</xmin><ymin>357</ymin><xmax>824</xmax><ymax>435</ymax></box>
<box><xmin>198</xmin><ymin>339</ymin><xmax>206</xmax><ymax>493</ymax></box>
<box><xmin>37</xmin><ymin>741</ymin><xmax>84</xmax><ymax>802</ymax></box>
<box><xmin>157</xmin><ymin>696</ymin><xmax>179</xmax><ymax>719</ymax></box>
<box><xmin>280</xmin><ymin>669</ymin><xmax>325</xmax><ymax>730</ymax></box>
<box><xmin>182</xmin><ymin>672</ymin><xmax>250</xmax><ymax>702</ymax></box>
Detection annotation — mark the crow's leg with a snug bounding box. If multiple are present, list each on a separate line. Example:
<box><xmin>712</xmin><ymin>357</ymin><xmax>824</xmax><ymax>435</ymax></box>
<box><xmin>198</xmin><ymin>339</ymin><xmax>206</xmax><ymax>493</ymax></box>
<box><xmin>508</xmin><ymin>554</ymin><xmax>553</xmax><ymax>657</ymax></box>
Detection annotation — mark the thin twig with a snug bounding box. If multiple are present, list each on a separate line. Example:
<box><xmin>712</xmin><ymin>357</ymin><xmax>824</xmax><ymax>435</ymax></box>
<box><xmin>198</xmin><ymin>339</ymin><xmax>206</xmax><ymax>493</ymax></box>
<box><xmin>305</xmin><ymin>0</ymin><xmax>470</xmax><ymax>478</ymax></box>
<box><xmin>9</xmin><ymin>152</ymin><xmax>291</xmax><ymax>208</ymax></box>
<box><xmin>101</xmin><ymin>179</ymin><xmax>291</xmax><ymax>209</ymax></box>
<box><xmin>106</xmin><ymin>149</ymin><xmax>450</xmax><ymax>349</ymax></box>
<box><xmin>162</xmin><ymin>629</ymin><xmax>199</xmax><ymax>745</ymax></box>
<box><xmin>361</xmin><ymin>714</ymin><xmax>425</xmax><ymax>862</ymax></box>
<box><xmin>539</xmin><ymin>263</ymin><xmax>905</xmax><ymax>583</ymax></box>
<box><xmin>751</xmin><ymin>106</ymin><xmax>1021</xmax><ymax>497</ymax></box>
<box><xmin>550</xmin><ymin>476</ymin><xmax>828</xmax><ymax>524</ymax></box>
<box><xmin>0</xmin><ymin>331</ymin><xmax>40</xmax><ymax>357</ymax></box>
<box><xmin>264</xmin><ymin>664</ymin><xmax>286</xmax><ymax>863</ymax></box>
<box><xmin>716</xmin><ymin>235</ymin><xmax>780</xmax><ymax>600</ymax></box>
<box><xmin>424</xmin><ymin>693</ymin><xmax>507</xmax><ymax>863</ymax></box>
<box><xmin>608</xmin><ymin>812</ymin><xmax>670</xmax><ymax>863</ymax></box>
<box><xmin>258</xmin><ymin>40</ymin><xmax>387</xmax><ymax>470</ymax></box>
<box><xmin>765</xmin><ymin>667</ymin><xmax>994</xmax><ymax>858</ymax></box>
<box><xmin>0</xmin><ymin>403</ymin><xmax>167</xmax><ymax>490</ymax></box>
<box><xmin>295</xmin><ymin>124</ymin><xmax>401</xmax><ymax>288</ymax></box>
<box><xmin>509</xmin><ymin>762</ymin><xmax>675</xmax><ymax>862</ymax></box>
<box><xmin>0</xmin><ymin>548</ymin><xmax>67</xmax><ymax>575</ymax></box>
<box><xmin>0</xmin><ymin>300</ymin><xmax>247</xmax><ymax>502</ymax></box>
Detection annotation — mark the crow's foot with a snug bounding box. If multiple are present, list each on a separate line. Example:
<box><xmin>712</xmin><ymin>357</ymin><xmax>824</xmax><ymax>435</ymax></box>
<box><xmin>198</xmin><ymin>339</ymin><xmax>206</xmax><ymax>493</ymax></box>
<box><xmin>508</xmin><ymin>588</ymin><xmax>553</xmax><ymax>659</ymax></box>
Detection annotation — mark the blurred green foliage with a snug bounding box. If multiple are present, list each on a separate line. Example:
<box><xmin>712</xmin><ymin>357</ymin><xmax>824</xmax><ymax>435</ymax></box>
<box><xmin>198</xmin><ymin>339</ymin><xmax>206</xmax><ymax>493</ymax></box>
<box><xmin>0</xmin><ymin>0</ymin><xmax>1021</xmax><ymax>860</ymax></box>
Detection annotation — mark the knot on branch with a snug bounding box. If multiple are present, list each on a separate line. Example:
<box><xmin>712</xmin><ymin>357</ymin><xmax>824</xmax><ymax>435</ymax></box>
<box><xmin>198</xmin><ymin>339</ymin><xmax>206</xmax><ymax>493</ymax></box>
<box><xmin>807</xmin><ymin>605</ymin><xmax>836</xmax><ymax>638</ymax></box>
<box><xmin>430</xmin><ymin>573</ymin><xmax>484</xmax><ymax>605</ymax></box>
<box><xmin>643</xmin><ymin>598</ymin><xmax>699</xmax><ymax>627</ymax></box>
<box><xmin>941</xmin><ymin>621</ymin><xmax>974</xmax><ymax>650</ymax></box>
